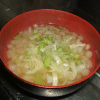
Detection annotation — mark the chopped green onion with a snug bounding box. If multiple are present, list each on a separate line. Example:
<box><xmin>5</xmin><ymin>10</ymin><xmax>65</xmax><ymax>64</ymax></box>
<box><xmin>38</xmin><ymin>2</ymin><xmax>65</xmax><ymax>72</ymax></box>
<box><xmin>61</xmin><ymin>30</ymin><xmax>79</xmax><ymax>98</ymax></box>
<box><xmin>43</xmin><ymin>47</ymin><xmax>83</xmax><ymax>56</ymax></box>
<box><xmin>37</xmin><ymin>35</ymin><xmax>41</xmax><ymax>40</ymax></box>
<box><xmin>57</xmin><ymin>47</ymin><xmax>63</xmax><ymax>52</ymax></box>
<box><xmin>65</xmin><ymin>54</ymin><xmax>72</xmax><ymax>58</ymax></box>
<box><xmin>50</xmin><ymin>40</ymin><xmax>54</xmax><ymax>43</ymax></box>
<box><xmin>65</xmin><ymin>48</ymin><xmax>71</xmax><ymax>53</ymax></box>
<box><xmin>76</xmin><ymin>60</ymin><xmax>81</xmax><ymax>65</ymax></box>
<box><xmin>35</xmin><ymin>34</ymin><xmax>42</xmax><ymax>40</ymax></box>
<box><xmin>44</xmin><ymin>56</ymin><xmax>50</xmax><ymax>68</ymax></box>
<box><xmin>26</xmin><ymin>52</ymin><xmax>31</xmax><ymax>56</ymax></box>
<box><xmin>38</xmin><ymin>48</ymin><xmax>43</xmax><ymax>54</ymax></box>
<box><xmin>43</xmin><ymin>39</ymin><xmax>50</xmax><ymax>44</ymax></box>
<box><xmin>73</xmin><ymin>53</ymin><xmax>80</xmax><ymax>59</ymax></box>
<box><xmin>35</xmin><ymin>76</ymin><xmax>42</xmax><ymax>84</ymax></box>
<box><xmin>39</xmin><ymin>43</ymin><xmax>46</xmax><ymax>48</ymax></box>
<box><xmin>48</xmin><ymin>35</ymin><xmax>53</xmax><ymax>39</ymax></box>
<box><xmin>52</xmin><ymin>72</ymin><xmax>58</xmax><ymax>86</ymax></box>
<box><xmin>14</xmin><ymin>34</ymin><xmax>21</xmax><ymax>39</ymax></box>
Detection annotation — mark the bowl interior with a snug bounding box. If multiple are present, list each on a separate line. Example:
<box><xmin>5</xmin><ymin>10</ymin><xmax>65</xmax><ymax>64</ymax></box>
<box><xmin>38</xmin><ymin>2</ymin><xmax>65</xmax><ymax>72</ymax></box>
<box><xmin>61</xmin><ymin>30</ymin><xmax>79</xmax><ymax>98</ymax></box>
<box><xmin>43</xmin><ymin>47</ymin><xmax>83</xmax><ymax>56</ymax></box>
<box><xmin>0</xmin><ymin>9</ymin><xmax>100</xmax><ymax>88</ymax></box>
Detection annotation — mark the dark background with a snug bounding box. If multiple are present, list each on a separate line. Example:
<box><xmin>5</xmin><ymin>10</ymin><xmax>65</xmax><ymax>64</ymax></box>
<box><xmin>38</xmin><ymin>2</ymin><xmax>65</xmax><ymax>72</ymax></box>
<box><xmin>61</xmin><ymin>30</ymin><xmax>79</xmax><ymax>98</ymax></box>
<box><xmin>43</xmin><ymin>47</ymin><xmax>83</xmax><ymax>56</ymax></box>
<box><xmin>0</xmin><ymin>0</ymin><xmax>100</xmax><ymax>29</ymax></box>
<box><xmin>0</xmin><ymin>0</ymin><xmax>100</xmax><ymax>100</ymax></box>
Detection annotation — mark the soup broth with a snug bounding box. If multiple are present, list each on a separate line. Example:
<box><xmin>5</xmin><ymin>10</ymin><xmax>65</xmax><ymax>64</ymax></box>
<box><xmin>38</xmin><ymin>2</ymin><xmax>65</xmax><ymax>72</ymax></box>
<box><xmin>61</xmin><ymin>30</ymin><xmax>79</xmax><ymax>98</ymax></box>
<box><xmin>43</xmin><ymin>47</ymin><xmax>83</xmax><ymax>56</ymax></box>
<box><xmin>7</xmin><ymin>24</ymin><xmax>93</xmax><ymax>86</ymax></box>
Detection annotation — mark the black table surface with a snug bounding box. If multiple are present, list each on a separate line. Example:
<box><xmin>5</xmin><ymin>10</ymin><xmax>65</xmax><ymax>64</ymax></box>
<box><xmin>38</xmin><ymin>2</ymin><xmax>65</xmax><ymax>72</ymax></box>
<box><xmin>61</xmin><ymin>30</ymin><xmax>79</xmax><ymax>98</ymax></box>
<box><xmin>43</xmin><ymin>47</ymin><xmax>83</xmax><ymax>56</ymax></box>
<box><xmin>0</xmin><ymin>0</ymin><xmax>100</xmax><ymax>100</ymax></box>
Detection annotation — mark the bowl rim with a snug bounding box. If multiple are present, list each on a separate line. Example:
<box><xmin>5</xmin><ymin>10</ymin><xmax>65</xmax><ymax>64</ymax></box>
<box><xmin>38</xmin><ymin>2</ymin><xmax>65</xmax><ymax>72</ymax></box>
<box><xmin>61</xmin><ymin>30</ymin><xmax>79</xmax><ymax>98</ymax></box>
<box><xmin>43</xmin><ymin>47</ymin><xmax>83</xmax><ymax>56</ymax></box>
<box><xmin>0</xmin><ymin>9</ymin><xmax>100</xmax><ymax>88</ymax></box>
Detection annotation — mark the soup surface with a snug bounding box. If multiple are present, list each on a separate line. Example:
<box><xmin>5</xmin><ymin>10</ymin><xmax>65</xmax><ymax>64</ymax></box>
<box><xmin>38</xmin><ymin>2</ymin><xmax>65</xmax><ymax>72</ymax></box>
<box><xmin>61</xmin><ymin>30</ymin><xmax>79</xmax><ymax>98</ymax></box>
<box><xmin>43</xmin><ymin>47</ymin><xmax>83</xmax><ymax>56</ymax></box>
<box><xmin>7</xmin><ymin>24</ymin><xmax>93</xmax><ymax>86</ymax></box>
